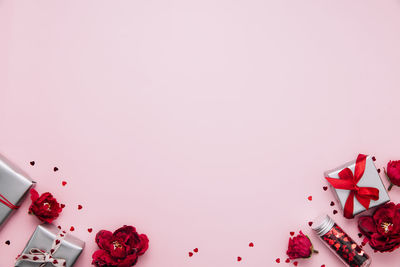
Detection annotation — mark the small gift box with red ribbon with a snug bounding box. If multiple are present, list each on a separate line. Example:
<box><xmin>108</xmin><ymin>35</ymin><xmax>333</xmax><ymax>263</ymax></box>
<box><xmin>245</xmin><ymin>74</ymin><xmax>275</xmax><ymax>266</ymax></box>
<box><xmin>15</xmin><ymin>224</ymin><xmax>85</xmax><ymax>267</ymax></box>
<box><xmin>325</xmin><ymin>154</ymin><xmax>390</xmax><ymax>219</ymax></box>
<box><xmin>0</xmin><ymin>155</ymin><xmax>35</xmax><ymax>230</ymax></box>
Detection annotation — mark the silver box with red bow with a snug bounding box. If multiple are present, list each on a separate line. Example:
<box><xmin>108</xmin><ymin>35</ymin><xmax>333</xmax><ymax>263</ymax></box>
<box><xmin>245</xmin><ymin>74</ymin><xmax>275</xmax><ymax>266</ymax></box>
<box><xmin>0</xmin><ymin>155</ymin><xmax>35</xmax><ymax>230</ymax></box>
<box><xmin>15</xmin><ymin>224</ymin><xmax>85</xmax><ymax>267</ymax></box>
<box><xmin>325</xmin><ymin>154</ymin><xmax>390</xmax><ymax>218</ymax></box>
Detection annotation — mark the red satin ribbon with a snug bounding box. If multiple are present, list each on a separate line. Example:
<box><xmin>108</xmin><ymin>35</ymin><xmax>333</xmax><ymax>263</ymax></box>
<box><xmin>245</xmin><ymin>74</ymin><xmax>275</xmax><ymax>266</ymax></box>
<box><xmin>326</xmin><ymin>154</ymin><xmax>379</xmax><ymax>219</ymax></box>
<box><xmin>0</xmin><ymin>193</ymin><xmax>20</xmax><ymax>210</ymax></box>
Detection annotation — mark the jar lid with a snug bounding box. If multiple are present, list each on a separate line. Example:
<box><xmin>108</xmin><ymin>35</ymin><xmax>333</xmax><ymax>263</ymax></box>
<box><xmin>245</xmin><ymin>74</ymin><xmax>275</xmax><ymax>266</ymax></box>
<box><xmin>312</xmin><ymin>214</ymin><xmax>334</xmax><ymax>236</ymax></box>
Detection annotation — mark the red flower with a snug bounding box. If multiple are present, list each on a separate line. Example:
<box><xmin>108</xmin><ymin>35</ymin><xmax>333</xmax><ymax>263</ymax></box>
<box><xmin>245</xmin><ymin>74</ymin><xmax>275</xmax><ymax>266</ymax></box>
<box><xmin>358</xmin><ymin>202</ymin><xmax>400</xmax><ymax>252</ymax></box>
<box><xmin>28</xmin><ymin>189</ymin><xmax>63</xmax><ymax>223</ymax></box>
<box><xmin>386</xmin><ymin>161</ymin><xmax>400</xmax><ymax>190</ymax></box>
<box><xmin>92</xmin><ymin>225</ymin><xmax>149</xmax><ymax>267</ymax></box>
<box><xmin>286</xmin><ymin>231</ymin><xmax>315</xmax><ymax>260</ymax></box>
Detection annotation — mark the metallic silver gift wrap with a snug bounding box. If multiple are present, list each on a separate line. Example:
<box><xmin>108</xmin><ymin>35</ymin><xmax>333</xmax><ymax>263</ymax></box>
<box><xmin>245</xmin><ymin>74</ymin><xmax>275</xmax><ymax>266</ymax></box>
<box><xmin>325</xmin><ymin>155</ymin><xmax>390</xmax><ymax>217</ymax></box>
<box><xmin>15</xmin><ymin>224</ymin><xmax>85</xmax><ymax>267</ymax></box>
<box><xmin>0</xmin><ymin>155</ymin><xmax>35</xmax><ymax>229</ymax></box>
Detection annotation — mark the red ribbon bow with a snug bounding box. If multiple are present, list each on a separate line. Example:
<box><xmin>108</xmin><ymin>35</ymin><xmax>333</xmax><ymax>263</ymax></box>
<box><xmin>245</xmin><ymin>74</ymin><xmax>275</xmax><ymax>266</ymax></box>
<box><xmin>0</xmin><ymin>193</ymin><xmax>20</xmax><ymax>210</ymax></box>
<box><xmin>325</xmin><ymin>154</ymin><xmax>380</xmax><ymax>219</ymax></box>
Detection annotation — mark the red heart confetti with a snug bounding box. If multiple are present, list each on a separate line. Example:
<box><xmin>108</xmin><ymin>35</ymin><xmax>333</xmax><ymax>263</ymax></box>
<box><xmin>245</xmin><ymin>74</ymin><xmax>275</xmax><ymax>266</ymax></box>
<box><xmin>5</xmin><ymin>240</ymin><xmax>10</xmax><ymax>245</ymax></box>
<box><xmin>293</xmin><ymin>261</ymin><xmax>298</xmax><ymax>266</ymax></box>
<box><xmin>285</xmin><ymin>258</ymin><xmax>290</xmax><ymax>263</ymax></box>
<box><xmin>330</xmin><ymin>201</ymin><xmax>335</xmax><ymax>206</ymax></box>
<box><xmin>88</xmin><ymin>228</ymin><xmax>93</xmax><ymax>233</ymax></box>
<box><xmin>358</xmin><ymin>233</ymin><xmax>362</xmax><ymax>238</ymax></box>
<box><xmin>30</xmin><ymin>161</ymin><xmax>35</xmax><ymax>166</ymax></box>
<box><xmin>377</xmin><ymin>168</ymin><xmax>381</xmax><ymax>173</ymax></box>
<box><xmin>290</xmin><ymin>232</ymin><xmax>294</xmax><ymax>236</ymax></box>
<box><xmin>249</xmin><ymin>242</ymin><xmax>254</xmax><ymax>247</ymax></box>
<box><xmin>372</xmin><ymin>156</ymin><xmax>376</xmax><ymax>161</ymax></box>
<box><xmin>189</xmin><ymin>252</ymin><xmax>193</xmax><ymax>257</ymax></box>
<box><xmin>70</xmin><ymin>226</ymin><xmax>75</xmax><ymax>232</ymax></box>
<box><xmin>54</xmin><ymin>167</ymin><xmax>59</xmax><ymax>172</ymax></box>
<box><xmin>237</xmin><ymin>256</ymin><xmax>242</xmax><ymax>262</ymax></box>
<box><xmin>308</xmin><ymin>221</ymin><xmax>313</xmax><ymax>227</ymax></box>
<box><xmin>333</xmin><ymin>210</ymin><xmax>338</xmax><ymax>215</ymax></box>
<box><xmin>193</xmin><ymin>248</ymin><xmax>198</xmax><ymax>253</ymax></box>
<box><xmin>61</xmin><ymin>204</ymin><xmax>65</xmax><ymax>209</ymax></box>
<box><xmin>323</xmin><ymin>186</ymin><xmax>328</xmax><ymax>191</ymax></box>
<box><xmin>57</xmin><ymin>226</ymin><xmax>62</xmax><ymax>229</ymax></box>
<box><xmin>62</xmin><ymin>181</ymin><xmax>67</xmax><ymax>186</ymax></box>
<box><xmin>275</xmin><ymin>258</ymin><xmax>280</xmax><ymax>263</ymax></box>
<box><xmin>307</xmin><ymin>196</ymin><xmax>312</xmax><ymax>201</ymax></box>
<box><xmin>78</xmin><ymin>205</ymin><xmax>83</xmax><ymax>210</ymax></box>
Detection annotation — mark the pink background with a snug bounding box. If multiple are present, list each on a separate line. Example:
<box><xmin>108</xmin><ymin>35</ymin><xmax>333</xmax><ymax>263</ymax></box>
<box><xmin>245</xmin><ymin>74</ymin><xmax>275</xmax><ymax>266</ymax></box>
<box><xmin>1</xmin><ymin>1</ymin><xmax>400</xmax><ymax>266</ymax></box>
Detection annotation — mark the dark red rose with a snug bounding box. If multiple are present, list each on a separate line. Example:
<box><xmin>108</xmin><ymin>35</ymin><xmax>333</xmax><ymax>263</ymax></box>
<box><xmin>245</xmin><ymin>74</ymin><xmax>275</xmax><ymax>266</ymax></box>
<box><xmin>28</xmin><ymin>188</ymin><xmax>63</xmax><ymax>223</ymax></box>
<box><xmin>358</xmin><ymin>202</ymin><xmax>400</xmax><ymax>252</ymax></box>
<box><xmin>92</xmin><ymin>225</ymin><xmax>149</xmax><ymax>267</ymax></box>
<box><xmin>386</xmin><ymin>161</ymin><xmax>400</xmax><ymax>190</ymax></box>
<box><xmin>286</xmin><ymin>231</ymin><xmax>315</xmax><ymax>260</ymax></box>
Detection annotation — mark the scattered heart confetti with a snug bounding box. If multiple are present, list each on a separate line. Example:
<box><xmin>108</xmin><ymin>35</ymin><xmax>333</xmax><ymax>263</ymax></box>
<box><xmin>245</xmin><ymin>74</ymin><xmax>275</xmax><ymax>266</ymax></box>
<box><xmin>88</xmin><ymin>228</ymin><xmax>93</xmax><ymax>233</ymax></box>
<box><xmin>293</xmin><ymin>261</ymin><xmax>298</xmax><ymax>266</ymax></box>
<box><xmin>330</xmin><ymin>201</ymin><xmax>335</xmax><ymax>206</ymax></box>
<box><xmin>193</xmin><ymin>248</ymin><xmax>198</xmax><ymax>253</ymax></box>
<box><xmin>70</xmin><ymin>226</ymin><xmax>75</xmax><ymax>232</ymax></box>
<box><xmin>237</xmin><ymin>256</ymin><xmax>242</xmax><ymax>262</ymax></box>
<box><xmin>189</xmin><ymin>252</ymin><xmax>193</xmax><ymax>257</ymax></box>
<box><xmin>308</xmin><ymin>221</ymin><xmax>313</xmax><ymax>227</ymax></box>
<box><xmin>60</xmin><ymin>204</ymin><xmax>65</xmax><ymax>209</ymax></box>
<box><xmin>377</xmin><ymin>168</ymin><xmax>381</xmax><ymax>173</ymax></box>
<box><xmin>333</xmin><ymin>210</ymin><xmax>338</xmax><ymax>215</ymax></box>
<box><xmin>285</xmin><ymin>258</ymin><xmax>290</xmax><ymax>263</ymax></box>
<box><xmin>290</xmin><ymin>232</ymin><xmax>294</xmax><ymax>236</ymax></box>
<box><xmin>53</xmin><ymin>167</ymin><xmax>59</xmax><ymax>172</ymax></box>
<box><xmin>307</xmin><ymin>196</ymin><xmax>312</xmax><ymax>201</ymax></box>
<box><xmin>275</xmin><ymin>258</ymin><xmax>280</xmax><ymax>263</ymax></box>
<box><xmin>323</xmin><ymin>186</ymin><xmax>328</xmax><ymax>191</ymax></box>
<box><xmin>78</xmin><ymin>205</ymin><xmax>83</xmax><ymax>210</ymax></box>
<box><xmin>5</xmin><ymin>240</ymin><xmax>10</xmax><ymax>245</ymax></box>
<box><xmin>30</xmin><ymin>161</ymin><xmax>35</xmax><ymax>166</ymax></box>
<box><xmin>358</xmin><ymin>233</ymin><xmax>362</xmax><ymax>238</ymax></box>
<box><xmin>57</xmin><ymin>226</ymin><xmax>62</xmax><ymax>230</ymax></box>
<box><xmin>62</xmin><ymin>181</ymin><xmax>67</xmax><ymax>186</ymax></box>
<box><xmin>249</xmin><ymin>242</ymin><xmax>254</xmax><ymax>247</ymax></box>
<box><xmin>372</xmin><ymin>156</ymin><xmax>376</xmax><ymax>161</ymax></box>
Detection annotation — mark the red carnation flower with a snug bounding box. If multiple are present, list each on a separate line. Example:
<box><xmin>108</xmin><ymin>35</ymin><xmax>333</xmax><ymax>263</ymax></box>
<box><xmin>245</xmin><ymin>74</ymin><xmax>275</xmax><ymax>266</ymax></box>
<box><xmin>286</xmin><ymin>231</ymin><xmax>317</xmax><ymax>260</ymax></box>
<box><xmin>92</xmin><ymin>225</ymin><xmax>149</xmax><ymax>267</ymax></box>
<box><xmin>385</xmin><ymin>161</ymin><xmax>400</xmax><ymax>191</ymax></box>
<box><xmin>28</xmin><ymin>189</ymin><xmax>63</xmax><ymax>223</ymax></box>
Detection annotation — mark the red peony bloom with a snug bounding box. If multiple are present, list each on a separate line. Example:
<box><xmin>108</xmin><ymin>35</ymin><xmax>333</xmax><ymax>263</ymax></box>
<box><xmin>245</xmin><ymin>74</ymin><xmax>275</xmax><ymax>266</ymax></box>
<box><xmin>286</xmin><ymin>231</ymin><xmax>316</xmax><ymax>260</ymax></box>
<box><xmin>28</xmin><ymin>188</ymin><xmax>63</xmax><ymax>223</ymax></box>
<box><xmin>358</xmin><ymin>202</ymin><xmax>400</xmax><ymax>252</ymax></box>
<box><xmin>386</xmin><ymin>161</ymin><xmax>400</xmax><ymax>190</ymax></box>
<box><xmin>92</xmin><ymin>225</ymin><xmax>149</xmax><ymax>267</ymax></box>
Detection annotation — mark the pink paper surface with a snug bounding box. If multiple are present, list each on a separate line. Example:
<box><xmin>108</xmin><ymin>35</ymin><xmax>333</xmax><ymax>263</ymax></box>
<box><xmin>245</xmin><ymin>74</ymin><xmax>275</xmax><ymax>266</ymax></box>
<box><xmin>1</xmin><ymin>1</ymin><xmax>400</xmax><ymax>266</ymax></box>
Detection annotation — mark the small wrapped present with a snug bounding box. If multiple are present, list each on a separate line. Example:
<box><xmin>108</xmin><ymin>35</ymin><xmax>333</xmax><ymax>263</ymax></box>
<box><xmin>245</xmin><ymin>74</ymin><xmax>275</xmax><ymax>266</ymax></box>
<box><xmin>15</xmin><ymin>224</ymin><xmax>85</xmax><ymax>267</ymax></box>
<box><xmin>0</xmin><ymin>156</ymin><xmax>35</xmax><ymax>229</ymax></box>
<box><xmin>325</xmin><ymin>154</ymin><xmax>390</xmax><ymax>219</ymax></box>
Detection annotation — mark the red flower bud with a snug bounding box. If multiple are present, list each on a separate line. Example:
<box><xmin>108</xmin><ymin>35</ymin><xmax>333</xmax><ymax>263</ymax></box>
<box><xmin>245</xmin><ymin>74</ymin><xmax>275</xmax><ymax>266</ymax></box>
<box><xmin>286</xmin><ymin>231</ymin><xmax>314</xmax><ymax>260</ymax></box>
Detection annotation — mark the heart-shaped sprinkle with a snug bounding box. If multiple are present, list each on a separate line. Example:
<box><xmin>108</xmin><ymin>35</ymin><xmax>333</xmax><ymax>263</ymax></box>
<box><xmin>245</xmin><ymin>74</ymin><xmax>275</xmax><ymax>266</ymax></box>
<box><xmin>290</xmin><ymin>232</ymin><xmax>294</xmax><ymax>236</ymax></box>
<box><xmin>293</xmin><ymin>261</ymin><xmax>298</xmax><ymax>266</ymax></box>
<box><xmin>333</xmin><ymin>210</ymin><xmax>338</xmax><ymax>215</ymax></box>
<box><xmin>285</xmin><ymin>258</ymin><xmax>290</xmax><ymax>263</ymax></box>
<box><xmin>249</xmin><ymin>242</ymin><xmax>254</xmax><ymax>247</ymax></box>
<box><xmin>50</xmin><ymin>249</ymin><xmax>55</xmax><ymax>253</ymax></box>
<box><xmin>61</xmin><ymin>204</ymin><xmax>65</xmax><ymax>209</ymax></box>
<box><xmin>57</xmin><ymin>226</ymin><xmax>62</xmax><ymax>229</ymax></box>
<box><xmin>88</xmin><ymin>228</ymin><xmax>93</xmax><ymax>233</ymax></box>
<box><xmin>54</xmin><ymin>167</ymin><xmax>59</xmax><ymax>172</ymax></box>
<box><xmin>323</xmin><ymin>186</ymin><xmax>328</xmax><ymax>191</ymax></box>
<box><xmin>30</xmin><ymin>161</ymin><xmax>35</xmax><ymax>166</ymax></box>
<box><xmin>5</xmin><ymin>240</ymin><xmax>10</xmax><ymax>245</ymax></box>
<box><xmin>358</xmin><ymin>233</ymin><xmax>362</xmax><ymax>238</ymax></box>
<box><xmin>330</xmin><ymin>201</ymin><xmax>335</xmax><ymax>206</ymax></box>
<box><xmin>53</xmin><ymin>260</ymin><xmax>58</xmax><ymax>264</ymax></box>
<box><xmin>33</xmin><ymin>256</ymin><xmax>39</xmax><ymax>260</ymax></box>
<box><xmin>307</xmin><ymin>196</ymin><xmax>312</xmax><ymax>201</ymax></box>
<box><xmin>189</xmin><ymin>252</ymin><xmax>193</xmax><ymax>257</ymax></box>
<box><xmin>78</xmin><ymin>205</ymin><xmax>83</xmax><ymax>210</ymax></box>
<box><xmin>275</xmin><ymin>258</ymin><xmax>280</xmax><ymax>263</ymax></box>
<box><xmin>308</xmin><ymin>221</ymin><xmax>313</xmax><ymax>227</ymax></box>
<box><xmin>237</xmin><ymin>256</ymin><xmax>242</xmax><ymax>262</ymax></box>
<box><xmin>193</xmin><ymin>248</ymin><xmax>198</xmax><ymax>253</ymax></box>
<box><xmin>372</xmin><ymin>156</ymin><xmax>376</xmax><ymax>161</ymax></box>
<box><xmin>55</xmin><ymin>240</ymin><xmax>60</xmax><ymax>245</ymax></box>
<box><xmin>22</xmin><ymin>255</ymin><xmax>28</xmax><ymax>259</ymax></box>
<box><xmin>62</xmin><ymin>181</ymin><xmax>67</xmax><ymax>186</ymax></box>
<box><xmin>377</xmin><ymin>168</ymin><xmax>381</xmax><ymax>173</ymax></box>
<box><xmin>70</xmin><ymin>226</ymin><xmax>75</xmax><ymax>232</ymax></box>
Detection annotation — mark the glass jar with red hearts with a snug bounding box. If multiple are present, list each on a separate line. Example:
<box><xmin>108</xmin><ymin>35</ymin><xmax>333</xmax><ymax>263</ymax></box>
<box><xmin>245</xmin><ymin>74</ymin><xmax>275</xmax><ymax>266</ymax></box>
<box><xmin>312</xmin><ymin>215</ymin><xmax>371</xmax><ymax>267</ymax></box>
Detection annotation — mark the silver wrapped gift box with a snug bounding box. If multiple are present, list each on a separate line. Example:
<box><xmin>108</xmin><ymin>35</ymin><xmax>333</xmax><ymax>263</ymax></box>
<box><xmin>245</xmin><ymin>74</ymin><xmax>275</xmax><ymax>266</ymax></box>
<box><xmin>0</xmin><ymin>156</ymin><xmax>35</xmax><ymax>229</ymax></box>
<box><xmin>325</xmin><ymin>154</ymin><xmax>390</xmax><ymax>218</ymax></box>
<box><xmin>16</xmin><ymin>224</ymin><xmax>85</xmax><ymax>267</ymax></box>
